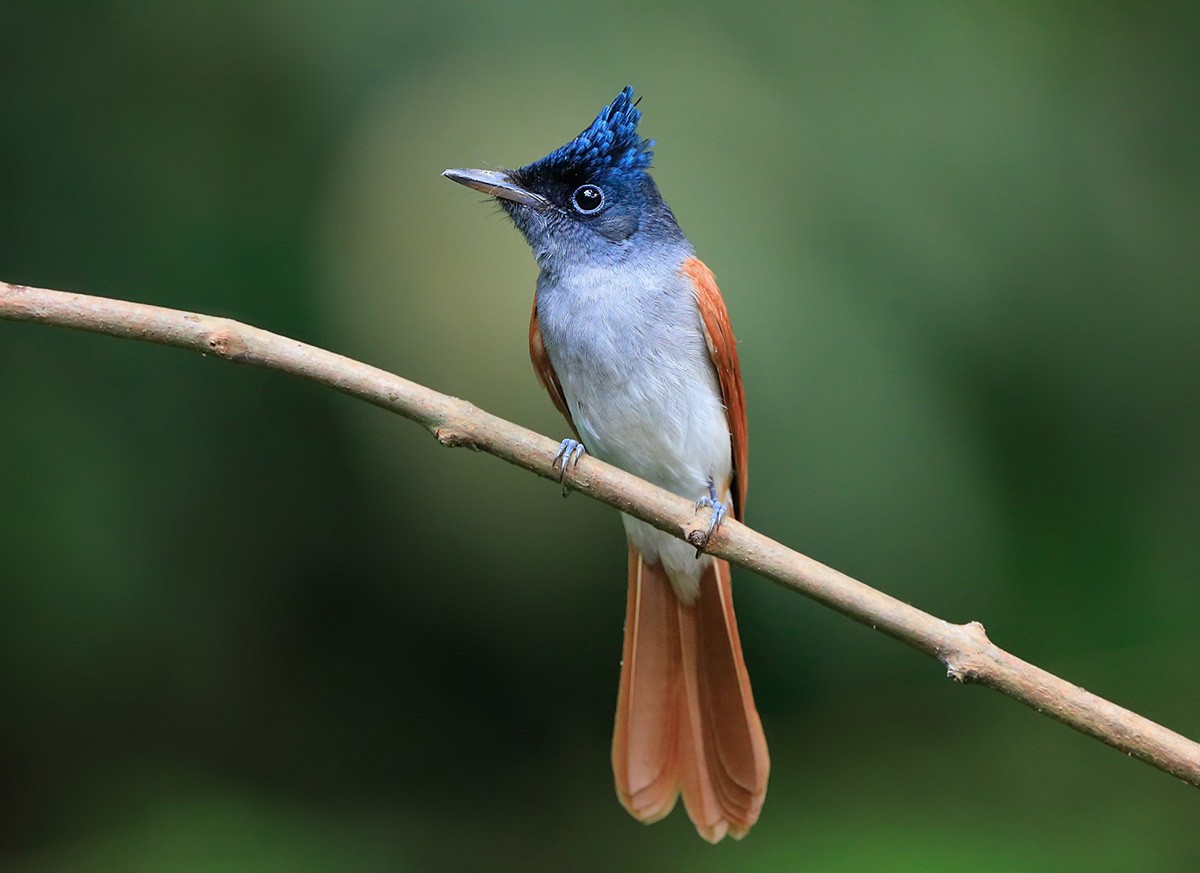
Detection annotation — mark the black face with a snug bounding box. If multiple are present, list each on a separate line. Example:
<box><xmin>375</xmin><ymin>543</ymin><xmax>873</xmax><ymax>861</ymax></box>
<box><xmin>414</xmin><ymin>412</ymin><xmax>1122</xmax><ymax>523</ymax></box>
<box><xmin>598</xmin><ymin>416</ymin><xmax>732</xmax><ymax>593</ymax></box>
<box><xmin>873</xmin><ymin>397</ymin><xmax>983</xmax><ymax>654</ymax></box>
<box><xmin>507</xmin><ymin>163</ymin><xmax>660</xmax><ymax>243</ymax></box>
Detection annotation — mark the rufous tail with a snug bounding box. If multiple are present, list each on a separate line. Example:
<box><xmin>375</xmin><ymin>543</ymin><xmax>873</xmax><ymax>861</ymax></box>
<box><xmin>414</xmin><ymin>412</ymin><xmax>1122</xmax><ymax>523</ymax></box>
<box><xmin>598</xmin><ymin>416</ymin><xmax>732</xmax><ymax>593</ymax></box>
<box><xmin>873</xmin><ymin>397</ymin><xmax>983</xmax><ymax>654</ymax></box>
<box><xmin>612</xmin><ymin>544</ymin><xmax>769</xmax><ymax>842</ymax></box>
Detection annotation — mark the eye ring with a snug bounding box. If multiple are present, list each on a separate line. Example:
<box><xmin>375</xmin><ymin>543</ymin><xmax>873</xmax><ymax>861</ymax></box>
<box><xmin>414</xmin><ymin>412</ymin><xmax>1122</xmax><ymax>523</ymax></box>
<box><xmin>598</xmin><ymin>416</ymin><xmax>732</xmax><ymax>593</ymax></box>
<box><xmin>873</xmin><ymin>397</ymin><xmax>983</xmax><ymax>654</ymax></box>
<box><xmin>571</xmin><ymin>184</ymin><xmax>604</xmax><ymax>214</ymax></box>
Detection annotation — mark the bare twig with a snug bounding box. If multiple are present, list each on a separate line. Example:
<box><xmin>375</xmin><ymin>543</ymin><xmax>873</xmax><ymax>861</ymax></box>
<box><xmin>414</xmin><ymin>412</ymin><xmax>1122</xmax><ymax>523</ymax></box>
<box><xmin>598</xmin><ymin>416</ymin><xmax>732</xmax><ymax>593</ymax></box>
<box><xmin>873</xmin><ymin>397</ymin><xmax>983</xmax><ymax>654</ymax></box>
<box><xmin>3</xmin><ymin>278</ymin><xmax>1199</xmax><ymax>789</ymax></box>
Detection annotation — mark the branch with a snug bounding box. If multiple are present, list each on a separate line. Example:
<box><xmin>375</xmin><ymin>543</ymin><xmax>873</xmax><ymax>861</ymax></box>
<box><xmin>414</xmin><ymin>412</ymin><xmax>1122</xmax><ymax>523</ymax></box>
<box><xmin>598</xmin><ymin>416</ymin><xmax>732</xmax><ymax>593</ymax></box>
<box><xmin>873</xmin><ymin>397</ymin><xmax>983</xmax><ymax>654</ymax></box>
<box><xmin>3</xmin><ymin>278</ymin><xmax>1199</xmax><ymax>789</ymax></box>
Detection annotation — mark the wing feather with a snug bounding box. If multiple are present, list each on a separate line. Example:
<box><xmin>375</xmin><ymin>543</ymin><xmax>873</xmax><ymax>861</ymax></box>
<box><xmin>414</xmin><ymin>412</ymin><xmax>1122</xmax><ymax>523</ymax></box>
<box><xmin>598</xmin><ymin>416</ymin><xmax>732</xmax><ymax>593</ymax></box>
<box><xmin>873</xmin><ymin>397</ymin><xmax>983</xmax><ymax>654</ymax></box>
<box><xmin>682</xmin><ymin>257</ymin><xmax>748</xmax><ymax>520</ymax></box>
<box><xmin>528</xmin><ymin>299</ymin><xmax>577</xmax><ymax>436</ymax></box>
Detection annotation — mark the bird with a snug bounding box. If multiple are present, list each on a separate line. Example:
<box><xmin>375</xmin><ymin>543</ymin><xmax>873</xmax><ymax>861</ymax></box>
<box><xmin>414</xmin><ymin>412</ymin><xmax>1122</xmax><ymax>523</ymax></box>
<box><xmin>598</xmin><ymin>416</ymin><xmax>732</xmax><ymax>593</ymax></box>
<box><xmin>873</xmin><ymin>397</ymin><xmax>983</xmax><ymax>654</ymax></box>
<box><xmin>443</xmin><ymin>86</ymin><xmax>768</xmax><ymax>842</ymax></box>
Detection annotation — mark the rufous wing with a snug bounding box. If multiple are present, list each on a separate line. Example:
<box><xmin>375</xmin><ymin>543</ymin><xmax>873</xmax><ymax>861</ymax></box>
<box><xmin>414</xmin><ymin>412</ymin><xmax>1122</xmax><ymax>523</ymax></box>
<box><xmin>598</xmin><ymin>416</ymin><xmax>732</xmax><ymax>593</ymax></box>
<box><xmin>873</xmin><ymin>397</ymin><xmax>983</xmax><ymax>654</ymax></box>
<box><xmin>682</xmin><ymin>257</ymin><xmax>747</xmax><ymax>519</ymax></box>
<box><xmin>528</xmin><ymin>298</ymin><xmax>577</xmax><ymax>437</ymax></box>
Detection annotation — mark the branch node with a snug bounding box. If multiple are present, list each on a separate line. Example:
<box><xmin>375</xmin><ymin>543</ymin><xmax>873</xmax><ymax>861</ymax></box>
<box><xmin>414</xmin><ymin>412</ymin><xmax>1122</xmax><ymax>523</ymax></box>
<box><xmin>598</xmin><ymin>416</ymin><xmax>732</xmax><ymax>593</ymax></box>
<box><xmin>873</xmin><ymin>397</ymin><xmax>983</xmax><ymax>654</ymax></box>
<box><xmin>683</xmin><ymin>510</ymin><xmax>719</xmax><ymax>553</ymax></box>
<box><xmin>204</xmin><ymin>327</ymin><xmax>249</xmax><ymax>361</ymax></box>
<box><xmin>963</xmin><ymin>619</ymin><xmax>990</xmax><ymax>642</ymax></box>
<box><xmin>434</xmin><ymin>423</ymin><xmax>479</xmax><ymax>451</ymax></box>
<box><xmin>944</xmin><ymin>620</ymin><xmax>993</xmax><ymax>684</ymax></box>
<box><xmin>946</xmin><ymin>661</ymin><xmax>979</xmax><ymax>684</ymax></box>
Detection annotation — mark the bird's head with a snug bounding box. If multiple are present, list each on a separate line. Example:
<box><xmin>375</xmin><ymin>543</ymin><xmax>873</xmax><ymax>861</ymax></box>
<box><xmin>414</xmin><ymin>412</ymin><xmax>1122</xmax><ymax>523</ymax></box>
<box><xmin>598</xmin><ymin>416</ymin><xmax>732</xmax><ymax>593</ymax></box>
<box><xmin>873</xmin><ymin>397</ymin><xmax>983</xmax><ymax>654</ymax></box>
<box><xmin>444</xmin><ymin>87</ymin><xmax>686</xmax><ymax>269</ymax></box>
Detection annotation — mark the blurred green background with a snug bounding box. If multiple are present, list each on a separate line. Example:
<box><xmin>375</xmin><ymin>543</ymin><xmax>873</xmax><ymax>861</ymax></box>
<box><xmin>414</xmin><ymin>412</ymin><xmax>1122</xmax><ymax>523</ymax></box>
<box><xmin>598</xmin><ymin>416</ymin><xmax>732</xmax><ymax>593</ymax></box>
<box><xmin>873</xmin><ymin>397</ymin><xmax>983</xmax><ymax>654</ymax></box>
<box><xmin>2</xmin><ymin>1</ymin><xmax>1199</xmax><ymax>870</ymax></box>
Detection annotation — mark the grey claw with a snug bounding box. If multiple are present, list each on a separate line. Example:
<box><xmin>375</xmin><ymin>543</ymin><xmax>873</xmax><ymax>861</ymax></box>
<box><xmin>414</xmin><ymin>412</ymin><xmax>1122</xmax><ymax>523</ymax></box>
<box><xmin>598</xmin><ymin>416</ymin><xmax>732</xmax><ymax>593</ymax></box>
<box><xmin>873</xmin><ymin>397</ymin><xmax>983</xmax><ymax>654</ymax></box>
<box><xmin>552</xmin><ymin>439</ymin><xmax>586</xmax><ymax>496</ymax></box>
<box><xmin>693</xmin><ymin>480</ymin><xmax>728</xmax><ymax>557</ymax></box>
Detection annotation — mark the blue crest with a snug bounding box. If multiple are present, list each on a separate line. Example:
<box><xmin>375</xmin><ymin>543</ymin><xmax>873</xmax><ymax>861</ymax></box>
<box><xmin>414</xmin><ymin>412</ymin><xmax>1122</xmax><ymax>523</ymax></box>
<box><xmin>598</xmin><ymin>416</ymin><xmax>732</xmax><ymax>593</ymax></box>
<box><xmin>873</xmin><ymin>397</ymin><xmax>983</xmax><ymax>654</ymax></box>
<box><xmin>531</xmin><ymin>86</ymin><xmax>654</xmax><ymax>178</ymax></box>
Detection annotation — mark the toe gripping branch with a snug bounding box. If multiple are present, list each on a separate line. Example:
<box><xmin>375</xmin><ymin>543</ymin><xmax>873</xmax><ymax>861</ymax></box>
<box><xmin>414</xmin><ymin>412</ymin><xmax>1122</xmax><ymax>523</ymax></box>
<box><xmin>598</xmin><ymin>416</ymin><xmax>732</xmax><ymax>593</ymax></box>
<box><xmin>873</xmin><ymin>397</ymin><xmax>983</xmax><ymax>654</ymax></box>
<box><xmin>552</xmin><ymin>439</ymin><xmax>586</xmax><ymax>496</ymax></box>
<box><xmin>693</xmin><ymin>478</ymin><xmax>728</xmax><ymax>558</ymax></box>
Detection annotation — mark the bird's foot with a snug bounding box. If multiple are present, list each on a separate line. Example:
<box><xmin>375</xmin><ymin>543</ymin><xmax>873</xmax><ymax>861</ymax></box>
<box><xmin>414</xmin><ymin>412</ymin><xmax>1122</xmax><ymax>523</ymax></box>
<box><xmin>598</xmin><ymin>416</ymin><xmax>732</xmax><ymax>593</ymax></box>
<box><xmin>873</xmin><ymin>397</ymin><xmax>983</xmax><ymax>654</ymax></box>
<box><xmin>551</xmin><ymin>439</ymin><xmax>586</xmax><ymax>497</ymax></box>
<box><xmin>693</xmin><ymin>479</ymin><xmax>728</xmax><ymax>557</ymax></box>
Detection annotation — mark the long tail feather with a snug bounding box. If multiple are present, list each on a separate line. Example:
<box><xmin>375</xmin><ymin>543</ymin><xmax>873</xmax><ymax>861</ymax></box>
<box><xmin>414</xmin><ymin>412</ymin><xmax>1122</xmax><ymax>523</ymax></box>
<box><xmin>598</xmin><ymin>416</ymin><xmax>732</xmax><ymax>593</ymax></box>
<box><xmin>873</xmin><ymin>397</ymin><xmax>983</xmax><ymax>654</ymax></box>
<box><xmin>612</xmin><ymin>545</ymin><xmax>682</xmax><ymax>824</ymax></box>
<box><xmin>612</xmin><ymin>545</ymin><xmax>769</xmax><ymax>842</ymax></box>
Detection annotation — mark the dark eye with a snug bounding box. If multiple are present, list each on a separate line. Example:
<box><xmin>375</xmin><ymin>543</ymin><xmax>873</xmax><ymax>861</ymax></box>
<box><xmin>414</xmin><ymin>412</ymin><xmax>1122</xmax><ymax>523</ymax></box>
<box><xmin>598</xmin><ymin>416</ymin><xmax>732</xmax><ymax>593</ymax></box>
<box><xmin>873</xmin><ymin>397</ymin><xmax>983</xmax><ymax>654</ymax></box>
<box><xmin>572</xmin><ymin>184</ymin><xmax>604</xmax><ymax>214</ymax></box>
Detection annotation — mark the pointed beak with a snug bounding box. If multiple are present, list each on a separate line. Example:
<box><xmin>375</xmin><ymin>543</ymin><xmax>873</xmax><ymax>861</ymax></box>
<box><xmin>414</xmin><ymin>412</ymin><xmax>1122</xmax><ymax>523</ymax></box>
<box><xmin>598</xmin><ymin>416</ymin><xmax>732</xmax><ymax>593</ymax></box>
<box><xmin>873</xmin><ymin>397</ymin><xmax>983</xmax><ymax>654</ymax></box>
<box><xmin>442</xmin><ymin>168</ymin><xmax>548</xmax><ymax>209</ymax></box>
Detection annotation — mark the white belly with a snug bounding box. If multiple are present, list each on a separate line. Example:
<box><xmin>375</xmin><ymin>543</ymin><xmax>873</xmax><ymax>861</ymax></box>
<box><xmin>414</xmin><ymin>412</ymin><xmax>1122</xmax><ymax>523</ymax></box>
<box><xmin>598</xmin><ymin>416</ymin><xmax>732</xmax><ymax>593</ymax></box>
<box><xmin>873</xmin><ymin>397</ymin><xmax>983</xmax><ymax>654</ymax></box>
<box><xmin>536</xmin><ymin>261</ymin><xmax>733</xmax><ymax>599</ymax></box>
